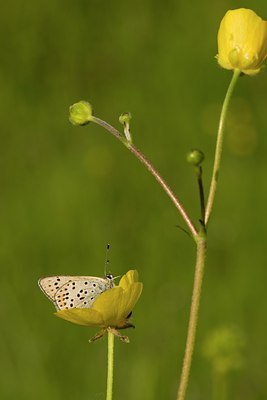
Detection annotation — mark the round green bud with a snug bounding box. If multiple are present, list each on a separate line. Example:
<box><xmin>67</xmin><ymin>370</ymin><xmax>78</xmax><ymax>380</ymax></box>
<box><xmin>69</xmin><ymin>101</ymin><xmax>93</xmax><ymax>126</ymax></box>
<box><xmin>119</xmin><ymin>112</ymin><xmax>132</xmax><ymax>125</ymax></box>
<box><xmin>186</xmin><ymin>149</ymin><xmax>205</xmax><ymax>166</ymax></box>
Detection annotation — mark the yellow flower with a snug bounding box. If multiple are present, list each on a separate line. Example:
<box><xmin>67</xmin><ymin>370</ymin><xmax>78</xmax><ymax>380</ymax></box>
<box><xmin>217</xmin><ymin>8</ymin><xmax>267</xmax><ymax>75</ymax></box>
<box><xmin>55</xmin><ymin>270</ymin><xmax>143</xmax><ymax>330</ymax></box>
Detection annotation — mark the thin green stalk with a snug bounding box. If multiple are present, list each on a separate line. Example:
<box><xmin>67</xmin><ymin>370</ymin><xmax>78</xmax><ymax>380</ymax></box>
<box><xmin>177</xmin><ymin>233</ymin><xmax>207</xmax><ymax>400</ymax></box>
<box><xmin>195</xmin><ymin>166</ymin><xmax>205</xmax><ymax>224</ymax></box>
<box><xmin>177</xmin><ymin>70</ymin><xmax>240</xmax><ymax>400</ymax></box>
<box><xmin>106</xmin><ymin>330</ymin><xmax>115</xmax><ymax>400</ymax></box>
<box><xmin>205</xmin><ymin>69</ymin><xmax>241</xmax><ymax>225</ymax></box>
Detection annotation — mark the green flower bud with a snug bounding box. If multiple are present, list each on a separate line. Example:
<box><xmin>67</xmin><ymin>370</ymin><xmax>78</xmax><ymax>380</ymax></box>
<box><xmin>186</xmin><ymin>149</ymin><xmax>205</xmax><ymax>166</ymax></box>
<box><xmin>119</xmin><ymin>112</ymin><xmax>132</xmax><ymax>125</ymax></box>
<box><xmin>69</xmin><ymin>101</ymin><xmax>93</xmax><ymax>126</ymax></box>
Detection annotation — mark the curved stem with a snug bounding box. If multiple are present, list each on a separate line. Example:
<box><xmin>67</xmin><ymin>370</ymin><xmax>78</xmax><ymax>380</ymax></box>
<box><xmin>128</xmin><ymin>144</ymin><xmax>197</xmax><ymax>237</ymax></box>
<box><xmin>92</xmin><ymin>116</ymin><xmax>198</xmax><ymax>239</ymax></box>
<box><xmin>106</xmin><ymin>329</ymin><xmax>115</xmax><ymax>400</ymax></box>
<box><xmin>177</xmin><ymin>233</ymin><xmax>207</xmax><ymax>400</ymax></box>
<box><xmin>205</xmin><ymin>69</ymin><xmax>240</xmax><ymax>225</ymax></box>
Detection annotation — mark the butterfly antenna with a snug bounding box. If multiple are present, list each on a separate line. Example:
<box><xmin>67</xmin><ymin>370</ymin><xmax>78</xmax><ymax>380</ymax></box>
<box><xmin>104</xmin><ymin>243</ymin><xmax>110</xmax><ymax>276</ymax></box>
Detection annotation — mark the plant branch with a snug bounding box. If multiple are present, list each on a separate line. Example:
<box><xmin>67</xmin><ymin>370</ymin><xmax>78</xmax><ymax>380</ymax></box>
<box><xmin>177</xmin><ymin>233</ymin><xmax>207</xmax><ymax>400</ymax></box>
<box><xmin>92</xmin><ymin>116</ymin><xmax>198</xmax><ymax>239</ymax></box>
<box><xmin>196</xmin><ymin>166</ymin><xmax>205</xmax><ymax>224</ymax></box>
<box><xmin>106</xmin><ymin>329</ymin><xmax>115</xmax><ymax>400</ymax></box>
<box><xmin>205</xmin><ymin>69</ymin><xmax>240</xmax><ymax>225</ymax></box>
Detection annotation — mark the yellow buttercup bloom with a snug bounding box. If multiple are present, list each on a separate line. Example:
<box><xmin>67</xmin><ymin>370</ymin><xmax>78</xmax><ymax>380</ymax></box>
<box><xmin>217</xmin><ymin>8</ymin><xmax>267</xmax><ymax>75</ymax></box>
<box><xmin>55</xmin><ymin>270</ymin><xmax>143</xmax><ymax>330</ymax></box>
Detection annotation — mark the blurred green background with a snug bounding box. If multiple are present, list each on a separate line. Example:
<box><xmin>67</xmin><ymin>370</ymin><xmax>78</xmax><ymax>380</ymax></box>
<box><xmin>1</xmin><ymin>0</ymin><xmax>267</xmax><ymax>399</ymax></box>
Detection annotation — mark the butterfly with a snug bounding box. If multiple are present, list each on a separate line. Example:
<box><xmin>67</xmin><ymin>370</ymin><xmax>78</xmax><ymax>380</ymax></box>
<box><xmin>38</xmin><ymin>274</ymin><xmax>115</xmax><ymax>311</ymax></box>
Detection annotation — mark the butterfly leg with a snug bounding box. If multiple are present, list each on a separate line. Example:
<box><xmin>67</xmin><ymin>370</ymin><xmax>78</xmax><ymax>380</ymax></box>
<box><xmin>108</xmin><ymin>327</ymin><xmax>130</xmax><ymax>343</ymax></box>
<box><xmin>89</xmin><ymin>328</ymin><xmax>107</xmax><ymax>343</ymax></box>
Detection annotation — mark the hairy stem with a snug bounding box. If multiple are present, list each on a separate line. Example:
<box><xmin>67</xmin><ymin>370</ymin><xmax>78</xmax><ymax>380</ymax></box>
<box><xmin>177</xmin><ymin>233</ymin><xmax>207</xmax><ymax>400</ymax></box>
<box><xmin>176</xmin><ymin>70</ymin><xmax>240</xmax><ymax>400</ymax></box>
<box><xmin>205</xmin><ymin>69</ymin><xmax>240</xmax><ymax>225</ymax></box>
<box><xmin>106</xmin><ymin>330</ymin><xmax>115</xmax><ymax>400</ymax></box>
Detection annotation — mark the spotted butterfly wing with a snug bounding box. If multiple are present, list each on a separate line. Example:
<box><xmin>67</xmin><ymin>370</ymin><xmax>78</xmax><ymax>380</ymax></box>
<box><xmin>38</xmin><ymin>276</ymin><xmax>75</xmax><ymax>301</ymax></box>
<box><xmin>38</xmin><ymin>275</ymin><xmax>114</xmax><ymax>310</ymax></box>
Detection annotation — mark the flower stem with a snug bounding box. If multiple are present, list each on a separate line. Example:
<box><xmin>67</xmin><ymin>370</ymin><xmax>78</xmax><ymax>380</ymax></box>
<box><xmin>92</xmin><ymin>116</ymin><xmax>198</xmax><ymax>239</ymax></box>
<box><xmin>177</xmin><ymin>70</ymin><xmax>240</xmax><ymax>400</ymax></box>
<box><xmin>205</xmin><ymin>69</ymin><xmax>240</xmax><ymax>225</ymax></box>
<box><xmin>195</xmin><ymin>166</ymin><xmax>205</xmax><ymax>224</ymax></box>
<box><xmin>106</xmin><ymin>329</ymin><xmax>115</xmax><ymax>400</ymax></box>
<box><xmin>177</xmin><ymin>233</ymin><xmax>207</xmax><ymax>400</ymax></box>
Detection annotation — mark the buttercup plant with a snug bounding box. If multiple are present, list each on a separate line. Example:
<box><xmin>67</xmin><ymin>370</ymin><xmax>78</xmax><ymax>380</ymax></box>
<box><xmin>67</xmin><ymin>7</ymin><xmax>267</xmax><ymax>400</ymax></box>
<box><xmin>57</xmin><ymin>270</ymin><xmax>143</xmax><ymax>400</ymax></box>
<box><xmin>39</xmin><ymin>269</ymin><xmax>143</xmax><ymax>400</ymax></box>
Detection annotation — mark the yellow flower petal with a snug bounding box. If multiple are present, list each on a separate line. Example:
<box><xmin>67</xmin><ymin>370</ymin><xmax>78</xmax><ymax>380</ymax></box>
<box><xmin>92</xmin><ymin>287</ymin><xmax>124</xmax><ymax>326</ymax></box>
<box><xmin>92</xmin><ymin>282</ymin><xmax>143</xmax><ymax>327</ymax></box>
<box><xmin>217</xmin><ymin>8</ymin><xmax>267</xmax><ymax>75</ymax></box>
<box><xmin>116</xmin><ymin>282</ymin><xmax>143</xmax><ymax>324</ymax></box>
<box><xmin>55</xmin><ymin>308</ymin><xmax>104</xmax><ymax>327</ymax></box>
<box><xmin>119</xmin><ymin>269</ymin><xmax>139</xmax><ymax>290</ymax></box>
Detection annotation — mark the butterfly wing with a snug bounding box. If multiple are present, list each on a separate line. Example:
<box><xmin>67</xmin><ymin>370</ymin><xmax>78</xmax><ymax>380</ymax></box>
<box><xmin>54</xmin><ymin>277</ymin><xmax>114</xmax><ymax>310</ymax></box>
<box><xmin>39</xmin><ymin>275</ymin><xmax>115</xmax><ymax>310</ymax></box>
<box><xmin>38</xmin><ymin>276</ymin><xmax>74</xmax><ymax>301</ymax></box>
